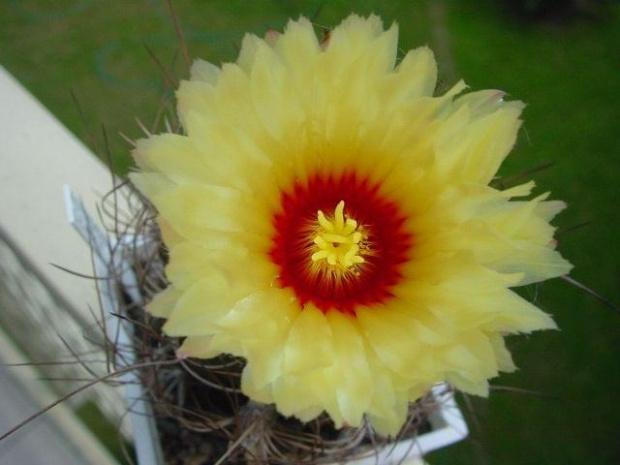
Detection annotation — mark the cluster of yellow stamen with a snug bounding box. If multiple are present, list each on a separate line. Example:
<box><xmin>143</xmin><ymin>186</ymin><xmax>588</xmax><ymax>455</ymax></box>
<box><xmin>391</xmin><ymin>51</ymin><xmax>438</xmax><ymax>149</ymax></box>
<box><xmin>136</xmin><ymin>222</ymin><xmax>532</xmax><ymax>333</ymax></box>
<box><xmin>311</xmin><ymin>201</ymin><xmax>365</xmax><ymax>269</ymax></box>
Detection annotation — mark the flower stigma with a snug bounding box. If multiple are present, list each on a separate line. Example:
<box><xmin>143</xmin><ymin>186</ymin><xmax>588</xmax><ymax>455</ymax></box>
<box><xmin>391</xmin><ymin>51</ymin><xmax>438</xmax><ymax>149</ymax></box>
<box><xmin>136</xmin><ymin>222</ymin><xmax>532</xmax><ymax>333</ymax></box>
<box><xmin>311</xmin><ymin>201</ymin><xmax>366</xmax><ymax>270</ymax></box>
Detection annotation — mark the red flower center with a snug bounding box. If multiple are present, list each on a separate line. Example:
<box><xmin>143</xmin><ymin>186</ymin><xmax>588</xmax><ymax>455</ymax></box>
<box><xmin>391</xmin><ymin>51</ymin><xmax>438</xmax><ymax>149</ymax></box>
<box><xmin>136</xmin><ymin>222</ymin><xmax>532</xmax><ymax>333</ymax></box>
<box><xmin>269</xmin><ymin>172</ymin><xmax>413</xmax><ymax>315</ymax></box>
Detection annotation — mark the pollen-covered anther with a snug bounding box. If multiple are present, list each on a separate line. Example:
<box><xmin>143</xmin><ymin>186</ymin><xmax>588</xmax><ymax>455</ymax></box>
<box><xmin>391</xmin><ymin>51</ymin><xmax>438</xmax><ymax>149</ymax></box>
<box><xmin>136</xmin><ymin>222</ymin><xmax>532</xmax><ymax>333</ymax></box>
<box><xmin>311</xmin><ymin>200</ymin><xmax>366</xmax><ymax>269</ymax></box>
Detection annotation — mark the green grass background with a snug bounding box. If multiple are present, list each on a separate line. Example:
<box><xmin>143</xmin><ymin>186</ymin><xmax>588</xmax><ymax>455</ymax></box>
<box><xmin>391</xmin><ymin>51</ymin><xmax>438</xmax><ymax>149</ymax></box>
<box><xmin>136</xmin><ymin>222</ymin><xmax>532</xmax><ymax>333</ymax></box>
<box><xmin>1</xmin><ymin>0</ymin><xmax>619</xmax><ymax>464</ymax></box>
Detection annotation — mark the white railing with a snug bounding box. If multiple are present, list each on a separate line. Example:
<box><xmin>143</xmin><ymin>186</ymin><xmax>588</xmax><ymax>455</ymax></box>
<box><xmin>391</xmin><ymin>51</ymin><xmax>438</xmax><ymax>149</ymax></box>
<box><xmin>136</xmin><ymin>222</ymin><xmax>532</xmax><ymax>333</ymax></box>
<box><xmin>0</xmin><ymin>65</ymin><xmax>129</xmax><ymax>460</ymax></box>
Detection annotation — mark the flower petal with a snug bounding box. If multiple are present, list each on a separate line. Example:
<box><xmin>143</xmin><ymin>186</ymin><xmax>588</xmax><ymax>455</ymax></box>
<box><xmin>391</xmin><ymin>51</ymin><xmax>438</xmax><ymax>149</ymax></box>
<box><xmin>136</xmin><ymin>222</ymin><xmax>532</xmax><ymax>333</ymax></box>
<box><xmin>380</xmin><ymin>46</ymin><xmax>438</xmax><ymax>108</ymax></box>
<box><xmin>189</xmin><ymin>58</ymin><xmax>220</xmax><ymax>84</ymax></box>
<box><xmin>283</xmin><ymin>305</ymin><xmax>335</xmax><ymax>374</ymax></box>
<box><xmin>327</xmin><ymin>311</ymin><xmax>373</xmax><ymax>426</ymax></box>
<box><xmin>145</xmin><ymin>286</ymin><xmax>181</xmax><ymax>319</ymax></box>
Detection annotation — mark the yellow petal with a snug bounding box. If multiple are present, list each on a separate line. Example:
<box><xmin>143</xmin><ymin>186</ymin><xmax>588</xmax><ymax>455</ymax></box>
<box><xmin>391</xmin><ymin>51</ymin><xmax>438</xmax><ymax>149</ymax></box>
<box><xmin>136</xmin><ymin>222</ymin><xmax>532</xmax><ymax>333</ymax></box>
<box><xmin>451</xmin><ymin>89</ymin><xmax>508</xmax><ymax>119</ymax></box>
<box><xmin>157</xmin><ymin>218</ymin><xmax>185</xmax><ymax>248</ymax></box>
<box><xmin>145</xmin><ymin>286</ymin><xmax>181</xmax><ymax>319</ymax></box>
<box><xmin>152</xmin><ymin>183</ymin><xmax>272</xmax><ymax>238</ymax></box>
<box><xmin>535</xmin><ymin>199</ymin><xmax>567</xmax><ymax>221</ymax></box>
<box><xmin>217</xmin><ymin>289</ymin><xmax>298</xmax><ymax>345</ymax></box>
<box><xmin>250</xmin><ymin>41</ymin><xmax>304</xmax><ymax>142</ymax></box>
<box><xmin>327</xmin><ymin>311</ymin><xmax>373</xmax><ymax>426</ymax></box>
<box><xmin>365</xmin><ymin>355</ymin><xmax>411</xmax><ymax>436</ymax></box>
<box><xmin>446</xmin><ymin>372</ymin><xmax>489</xmax><ymax>397</ymax></box>
<box><xmin>178</xmin><ymin>334</ymin><xmax>242</xmax><ymax>359</ymax></box>
<box><xmin>434</xmin><ymin>101</ymin><xmax>524</xmax><ymax>185</ymax></box>
<box><xmin>237</xmin><ymin>33</ymin><xmax>264</xmax><ymax>73</ymax></box>
<box><xmin>488</xmin><ymin>333</ymin><xmax>516</xmax><ymax>373</ymax></box>
<box><xmin>326</xmin><ymin>14</ymin><xmax>387</xmax><ymax>68</ymax></box>
<box><xmin>189</xmin><ymin>58</ymin><xmax>220</xmax><ymax>84</ymax></box>
<box><xmin>379</xmin><ymin>46</ymin><xmax>437</xmax><ymax>109</ymax></box>
<box><xmin>271</xmin><ymin>367</ymin><xmax>340</xmax><ymax>423</ymax></box>
<box><xmin>222</xmin><ymin>290</ymin><xmax>299</xmax><ymax>391</ymax></box>
<box><xmin>212</xmin><ymin>63</ymin><xmax>268</xmax><ymax>143</ymax></box>
<box><xmin>132</xmin><ymin>133</ymin><xmax>215</xmax><ymax>185</ymax></box>
<box><xmin>357</xmin><ymin>306</ymin><xmax>422</xmax><ymax>378</ymax></box>
<box><xmin>129</xmin><ymin>171</ymin><xmax>173</xmax><ymax>200</ymax></box>
<box><xmin>274</xmin><ymin>17</ymin><xmax>320</xmax><ymax>99</ymax></box>
<box><xmin>163</xmin><ymin>274</ymin><xmax>236</xmax><ymax>336</ymax></box>
<box><xmin>283</xmin><ymin>306</ymin><xmax>334</xmax><ymax>373</ymax></box>
<box><xmin>176</xmin><ymin>79</ymin><xmax>217</xmax><ymax>126</ymax></box>
<box><xmin>183</xmin><ymin>110</ymin><xmax>276</xmax><ymax>197</ymax></box>
<box><xmin>166</xmin><ymin>241</ymin><xmax>276</xmax><ymax>291</ymax></box>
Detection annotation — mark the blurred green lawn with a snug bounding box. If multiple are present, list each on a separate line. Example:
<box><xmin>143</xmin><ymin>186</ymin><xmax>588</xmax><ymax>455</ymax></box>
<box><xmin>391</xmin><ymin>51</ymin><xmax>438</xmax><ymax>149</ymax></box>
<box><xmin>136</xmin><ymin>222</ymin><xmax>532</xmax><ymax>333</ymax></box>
<box><xmin>1</xmin><ymin>0</ymin><xmax>619</xmax><ymax>464</ymax></box>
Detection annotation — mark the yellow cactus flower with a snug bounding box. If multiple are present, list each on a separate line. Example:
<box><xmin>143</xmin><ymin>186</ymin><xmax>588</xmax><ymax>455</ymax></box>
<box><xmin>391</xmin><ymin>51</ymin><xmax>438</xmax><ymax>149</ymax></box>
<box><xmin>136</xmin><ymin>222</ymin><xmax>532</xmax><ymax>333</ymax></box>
<box><xmin>131</xmin><ymin>14</ymin><xmax>572</xmax><ymax>435</ymax></box>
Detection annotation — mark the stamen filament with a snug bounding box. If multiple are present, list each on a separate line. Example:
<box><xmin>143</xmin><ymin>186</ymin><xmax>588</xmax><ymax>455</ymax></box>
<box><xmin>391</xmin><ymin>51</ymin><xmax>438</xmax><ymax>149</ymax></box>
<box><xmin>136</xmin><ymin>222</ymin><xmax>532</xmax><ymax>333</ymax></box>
<box><xmin>312</xmin><ymin>201</ymin><xmax>365</xmax><ymax>269</ymax></box>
